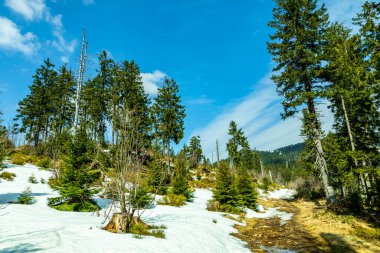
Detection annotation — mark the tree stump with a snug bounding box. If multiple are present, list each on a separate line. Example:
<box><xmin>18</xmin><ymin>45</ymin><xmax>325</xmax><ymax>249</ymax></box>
<box><xmin>104</xmin><ymin>212</ymin><xmax>149</xmax><ymax>233</ymax></box>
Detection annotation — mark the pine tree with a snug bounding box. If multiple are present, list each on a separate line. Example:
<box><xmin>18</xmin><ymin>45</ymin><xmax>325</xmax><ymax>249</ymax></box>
<box><xmin>188</xmin><ymin>136</ymin><xmax>202</xmax><ymax>169</ymax></box>
<box><xmin>147</xmin><ymin>159</ymin><xmax>168</xmax><ymax>195</ymax></box>
<box><xmin>14</xmin><ymin>59</ymin><xmax>58</xmax><ymax>146</ymax></box>
<box><xmin>213</xmin><ymin>162</ymin><xmax>238</xmax><ymax>211</ymax></box>
<box><xmin>152</xmin><ymin>77</ymin><xmax>186</xmax><ymax>171</ymax></box>
<box><xmin>0</xmin><ymin>110</ymin><xmax>6</xmax><ymax>168</ymax></box>
<box><xmin>49</xmin><ymin>126</ymin><xmax>98</xmax><ymax>212</ymax></box>
<box><xmin>226</xmin><ymin>121</ymin><xmax>249</xmax><ymax>168</ymax></box>
<box><xmin>236</xmin><ymin>167</ymin><xmax>258</xmax><ymax>209</ymax></box>
<box><xmin>267</xmin><ymin>0</ymin><xmax>335</xmax><ymax>201</ymax></box>
<box><xmin>171</xmin><ymin>152</ymin><xmax>191</xmax><ymax>200</ymax></box>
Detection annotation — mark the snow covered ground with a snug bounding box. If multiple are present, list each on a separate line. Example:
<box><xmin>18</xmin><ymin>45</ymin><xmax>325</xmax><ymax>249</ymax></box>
<box><xmin>0</xmin><ymin>164</ymin><xmax>250</xmax><ymax>253</ymax></box>
<box><xmin>246</xmin><ymin>188</ymin><xmax>296</xmax><ymax>225</ymax></box>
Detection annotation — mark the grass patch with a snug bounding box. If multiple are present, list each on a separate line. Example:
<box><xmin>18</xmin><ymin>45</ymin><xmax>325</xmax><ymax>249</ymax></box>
<box><xmin>353</xmin><ymin>226</ymin><xmax>380</xmax><ymax>241</ymax></box>
<box><xmin>157</xmin><ymin>193</ymin><xmax>187</xmax><ymax>207</ymax></box>
<box><xmin>0</xmin><ymin>171</ymin><xmax>16</xmax><ymax>181</ymax></box>
<box><xmin>130</xmin><ymin>223</ymin><xmax>166</xmax><ymax>239</ymax></box>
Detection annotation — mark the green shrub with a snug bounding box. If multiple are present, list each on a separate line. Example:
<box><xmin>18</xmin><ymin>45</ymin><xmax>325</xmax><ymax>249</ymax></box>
<box><xmin>0</xmin><ymin>171</ymin><xmax>16</xmax><ymax>181</ymax></box>
<box><xmin>40</xmin><ymin>178</ymin><xmax>46</xmax><ymax>184</ymax></box>
<box><xmin>129</xmin><ymin>223</ymin><xmax>166</xmax><ymax>239</ymax></box>
<box><xmin>293</xmin><ymin>177</ymin><xmax>324</xmax><ymax>200</ymax></box>
<box><xmin>10</xmin><ymin>154</ymin><xmax>26</xmax><ymax>165</ymax></box>
<box><xmin>157</xmin><ymin>193</ymin><xmax>186</xmax><ymax>207</ymax></box>
<box><xmin>48</xmin><ymin>177</ymin><xmax>59</xmax><ymax>187</ymax></box>
<box><xmin>206</xmin><ymin>199</ymin><xmax>241</xmax><ymax>214</ymax></box>
<box><xmin>17</xmin><ymin>187</ymin><xmax>34</xmax><ymax>204</ymax></box>
<box><xmin>190</xmin><ymin>177</ymin><xmax>215</xmax><ymax>189</ymax></box>
<box><xmin>28</xmin><ymin>174</ymin><xmax>38</xmax><ymax>184</ymax></box>
<box><xmin>48</xmin><ymin>198</ymin><xmax>99</xmax><ymax>212</ymax></box>
<box><xmin>35</xmin><ymin>158</ymin><xmax>51</xmax><ymax>168</ymax></box>
<box><xmin>25</xmin><ymin>155</ymin><xmax>39</xmax><ymax>164</ymax></box>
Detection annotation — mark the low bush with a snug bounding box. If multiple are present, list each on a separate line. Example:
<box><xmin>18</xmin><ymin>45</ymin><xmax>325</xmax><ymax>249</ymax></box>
<box><xmin>130</xmin><ymin>223</ymin><xmax>166</xmax><ymax>239</ymax></box>
<box><xmin>0</xmin><ymin>171</ymin><xmax>16</xmax><ymax>181</ymax></box>
<box><xmin>290</xmin><ymin>177</ymin><xmax>324</xmax><ymax>200</ymax></box>
<box><xmin>157</xmin><ymin>193</ymin><xmax>186</xmax><ymax>207</ymax></box>
<box><xmin>189</xmin><ymin>178</ymin><xmax>215</xmax><ymax>189</ymax></box>
<box><xmin>257</xmin><ymin>177</ymin><xmax>280</xmax><ymax>192</ymax></box>
<box><xmin>10</xmin><ymin>154</ymin><xmax>26</xmax><ymax>165</ymax></box>
<box><xmin>206</xmin><ymin>199</ymin><xmax>241</xmax><ymax>214</ymax></box>
<box><xmin>40</xmin><ymin>178</ymin><xmax>46</xmax><ymax>184</ymax></box>
<box><xmin>25</xmin><ymin>155</ymin><xmax>39</xmax><ymax>164</ymax></box>
<box><xmin>35</xmin><ymin>158</ymin><xmax>51</xmax><ymax>169</ymax></box>
<box><xmin>17</xmin><ymin>187</ymin><xmax>34</xmax><ymax>204</ymax></box>
<box><xmin>48</xmin><ymin>197</ymin><xmax>99</xmax><ymax>212</ymax></box>
<box><xmin>28</xmin><ymin>174</ymin><xmax>38</xmax><ymax>184</ymax></box>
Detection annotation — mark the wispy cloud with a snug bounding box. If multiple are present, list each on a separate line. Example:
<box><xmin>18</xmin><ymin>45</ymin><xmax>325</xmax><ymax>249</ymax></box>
<box><xmin>189</xmin><ymin>95</ymin><xmax>214</xmax><ymax>105</ymax></box>
<box><xmin>141</xmin><ymin>70</ymin><xmax>166</xmax><ymax>96</ymax></box>
<box><xmin>191</xmin><ymin>73</ymin><xmax>334</xmax><ymax>159</ymax></box>
<box><xmin>4</xmin><ymin>0</ymin><xmax>76</xmax><ymax>61</ymax></box>
<box><xmin>0</xmin><ymin>16</ymin><xmax>40</xmax><ymax>55</ymax></box>
<box><xmin>82</xmin><ymin>0</ymin><xmax>94</xmax><ymax>6</ymax></box>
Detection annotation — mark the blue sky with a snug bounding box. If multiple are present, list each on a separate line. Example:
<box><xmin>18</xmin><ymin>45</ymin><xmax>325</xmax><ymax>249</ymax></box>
<box><xmin>0</xmin><ymin>0</ymin><xmax>366</xmax><ymax>159</ymax></box>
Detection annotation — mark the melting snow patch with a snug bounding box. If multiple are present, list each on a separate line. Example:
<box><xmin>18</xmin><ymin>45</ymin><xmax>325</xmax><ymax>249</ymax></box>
<box><xmin>245</xmin><ymin>208</ymin><xmax>293</xmax><ymax>225</ymax></box>
<box><xmin>268</xmin><ymin>189</ymin><xmax>296</xmax><ymax>200</ymax></box>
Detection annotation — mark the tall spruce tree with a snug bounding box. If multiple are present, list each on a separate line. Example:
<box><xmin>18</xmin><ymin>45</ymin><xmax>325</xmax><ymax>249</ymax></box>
<box><xmin>226</xmin><ymin>121</ymin><xmax>249</xmax><ymax>168</ymax></box>
<box><xmin>14</xmin><ymin>59</ymin><xmax>58</xmax><ymax>146</ymax></box>
<box><xmin>171</xmin><ymin>151</ymin><xmax>191</xmax><ymax>200</ymax></box>
<box><xmin>152</xmin><ymin>77</ymin><xmax>185</xmax><ymax>171</ymax></box>
<box><xmin>213</xmin><ymin>161</ymin><xmax>238</xmax><ymax>211</ymax></box>
<box><xmin>188</xmin><ymin>136</ymin><xmax>202</xmax><ymax>169</ymax></box>
<box><xmin>267</xmin><ymin>0</ymin><xmax>335</xmax><ymax>201</ymax></box>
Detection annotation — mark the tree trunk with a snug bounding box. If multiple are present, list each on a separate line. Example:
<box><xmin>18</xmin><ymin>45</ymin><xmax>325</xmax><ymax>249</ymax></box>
<box><xmin>260</xmin><ymin>158</ymin><xmax>264</xmax><ymax>178</ymax></box>
<box><xmin>341</xmin><ymin>95</ymin><xmax>355</xmax><ymax>152</ymax></box>
<box><xmin>307</xmin><ymin>95</ymin><xmax>335</xmax><ymax>202</ymax></box>
<box><xmin>167</xmin><ymin>139</ymin><xmax>170</xmax><ymax>173</ymax></box>
<box><xmin>312</xmin><ymin>126</ymin><xmax>335</xmax><ymax>202</ymax></box>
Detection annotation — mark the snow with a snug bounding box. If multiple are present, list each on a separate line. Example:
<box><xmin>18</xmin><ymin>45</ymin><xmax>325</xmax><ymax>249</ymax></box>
<box><xmin>245</xmin><ymin>188</ymin><xmax>296</xmax><ymax>225</ymax></box>
<box><xmin>267</xmin><ymin>189</ymin><xmax>296</xmax><ymax>200</ymax></box>
<box><xmin>0</xmin><ymin>164</ymin><xmax>250</xmax><ymax>253</ymax></box>
<box><xmin>245</xmin><ymin>208</ymin><xmax>293</xmax><ymax>225</ymax></box>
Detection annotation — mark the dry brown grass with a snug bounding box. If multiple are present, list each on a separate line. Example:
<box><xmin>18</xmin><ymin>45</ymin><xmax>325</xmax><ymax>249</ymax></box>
<box><xmin>233</xmin><ymin>198</ymin><xmax>380</xmax><ymax>253</ymax></box>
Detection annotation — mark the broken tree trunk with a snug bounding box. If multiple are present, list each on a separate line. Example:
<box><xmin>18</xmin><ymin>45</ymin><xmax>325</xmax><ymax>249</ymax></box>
<box><xmin>104</xmin><ymin>212</ymin><xmax>149</xmax><ymax>233</ymax></box>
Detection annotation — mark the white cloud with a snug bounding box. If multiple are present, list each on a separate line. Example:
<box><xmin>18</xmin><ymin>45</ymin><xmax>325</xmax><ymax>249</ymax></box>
<box><xmin>4</xmin><ymin>0</ymin><xmax>45</xmax><ymax>21</ymax></box>
<box><xmin>4</xmin><ymin>0</ymin><xmax>76</xmax><ymax>61</ymax></box>
<box><xmin>82</xmin><ymin>0</ymin><xmax>94</xmax><ymax>6</ymax></box>
<box><xmin>191</xmin><ymin>74</ymin><xmax>334</xmax><ymax>159</ymax></box>
<box><xmin>141</xmin><ymin>70</ymin><xmax>166</xmax><ymax>95</ymax></box>
<box><xmin>323</xmin><ymin>0</ymin><xmax>366</xmax><ymax>30</ymax></box>
<box><xmin>0</xmin><ymin>16</ymin><xmax>40</xmax><ymax>55</ymax></box>
<box><xmin>189</xmin><ymin>95</ymin><xmax>214</xmax><ymax>105</ymax></box>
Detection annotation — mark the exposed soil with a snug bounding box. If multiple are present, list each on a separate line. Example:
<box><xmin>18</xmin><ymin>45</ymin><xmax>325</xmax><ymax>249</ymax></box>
<box><xmin>233</xmin><ymin>198</ymin><xmax>380</xmax><ymax>253</ymax></box>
